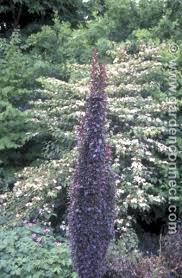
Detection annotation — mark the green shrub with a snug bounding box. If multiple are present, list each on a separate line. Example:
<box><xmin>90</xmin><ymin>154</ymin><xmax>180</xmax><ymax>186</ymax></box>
<box><xmin>27</xmin><ymin>12</ymin><xmax>113</xmax><ymax>65</ymax></box>
<box><xmin>0</xmin><ymin>30</ymin><xmax>33</xmax><ymax>151</ymax></box>
<box><xmin>0</xmin><ymin>26</ymin><xmax>71</xmax><ymax>192</ymax></box>
<box><xmin>0</xmin><ymin>224</ymin><xmax>77</xmax><ymax>278</ymax></box>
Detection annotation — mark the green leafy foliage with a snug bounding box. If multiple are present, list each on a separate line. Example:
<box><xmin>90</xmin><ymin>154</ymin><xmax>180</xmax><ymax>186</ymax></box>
<box><xmin>27</xmin><ymin>12</ymin><xmax>113</xmax><ymax>65</ymax></box>
<box><xmin>0</xmin><ymin>31</ymin><xmax>32</xmax><ymax>151</ymax></box>
<box><xmin>0</xmin><ymin>224</ymin><xmax>77</xmax><ymax>278</ymax></box>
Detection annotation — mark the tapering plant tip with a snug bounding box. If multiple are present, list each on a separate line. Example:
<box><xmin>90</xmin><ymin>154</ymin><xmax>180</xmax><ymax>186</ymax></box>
<box><xmin>91</xmin><ymin>48</ymin><xmax>99</xmax><ymax>83</ymax></box>
<box><xmin>92</xmin><ymin>48</ymin><xmax>98</xmax><ymax>61</ymax></box>
<box><xmin>91</xmin><ymin>50</ymin><xmax>107</xmax><ymax>94</ymax></box>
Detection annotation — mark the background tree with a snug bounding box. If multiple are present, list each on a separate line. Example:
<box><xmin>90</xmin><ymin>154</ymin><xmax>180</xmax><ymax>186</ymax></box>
<box><xmin>0</xmin><ymin>0</ymin><xmax>85</xmax><ymax>33</ymax></box>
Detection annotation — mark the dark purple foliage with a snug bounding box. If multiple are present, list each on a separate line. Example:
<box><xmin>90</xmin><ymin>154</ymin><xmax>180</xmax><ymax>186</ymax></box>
<box><xmin>104</xmin><ymin>256</ymin><xmax>137</xmax><ymax>278</ymax></box>
<box><xmin>161</xmin><ymin>227</ymin><xmax>182</xmax><ymax>276</ymax></box>
<box><xmin>68</xmin><ymin>50</ymin><xmax>115</xmax><ymax>278</ymax></box>
<box><xmin>135</xmin><ymin>256</ymin><xmax>169</xmax><ymax>278</ymax></box>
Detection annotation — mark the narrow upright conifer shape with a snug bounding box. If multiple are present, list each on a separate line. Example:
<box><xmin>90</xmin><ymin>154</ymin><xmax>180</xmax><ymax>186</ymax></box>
<box><xmin>68</xmin><ymin>50</ymin><xmax>115</xmax><ymax>278</ymax></box>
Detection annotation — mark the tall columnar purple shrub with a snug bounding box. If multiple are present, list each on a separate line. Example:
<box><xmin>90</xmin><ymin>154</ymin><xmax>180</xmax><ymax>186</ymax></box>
<box><xmin>68</xmin><ymin>50</ymin><xmax>115</xmax><ymax>278</ymax></box>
